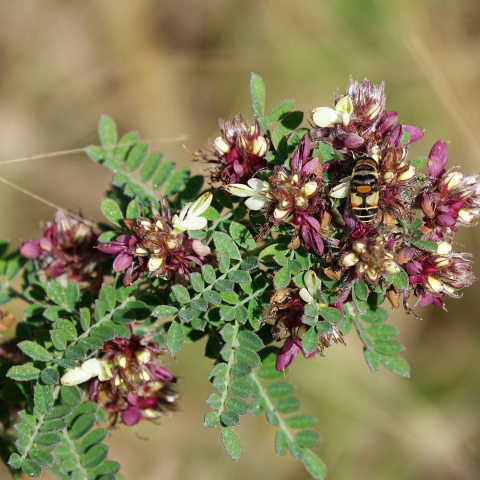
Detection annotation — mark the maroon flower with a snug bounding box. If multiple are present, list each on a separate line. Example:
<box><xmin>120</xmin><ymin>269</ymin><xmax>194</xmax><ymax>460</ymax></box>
<box><xmin>190</xmin><ymin>115</ymin><xmax>268</xmax><ymax>184</ymax></box>
<box><xmin>89</xmin><ymin>331</ymin><xmax>179</xmax><ymax>426</ymax></box>
<box><xmin>20</xmin><ymin>210</ymin><xmax>101</xmax><ymax>282</ymax></box>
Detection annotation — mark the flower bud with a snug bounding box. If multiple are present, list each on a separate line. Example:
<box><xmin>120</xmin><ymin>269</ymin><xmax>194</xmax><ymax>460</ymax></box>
<box><xmin>148</xmin><ymin>257</ymin><xmax>163</xmax><ymax>272</ymax></box>
<box><xmin>117</xmin><ymin>355</ymin><xmax>128</xmax><ymax>368</ymax></box>
<box><xmin>155</xmin><ymin>220</ymin><xmax>164</xmax><ymax>230</ymax></box>
<box><xmin>398</xmin><ymin>166</ymin><xmax>416</xmax><ymax>181</ymax></box>
<box><xmin>301</xmin><ymin>181</ymin><xmax>318</xmax><ymax>197</ymax></box>
<box><xmin>384</xmin><ymin>260</ymin><xmax>401</xmax><ymax>274</ymax></box>
<box><xmin>295</xmin><ymin>197</ymin><xmax>306</xmax><ymax>207</ymax></box>
<box><xmin>433</xmin><ymin>256</ymin><xmax>450</xmax><ymax>268</ymax></box>
<box><xmin>166</xmin><ymin>239</ymin><xmax>179</xmax><ymax>250</ymax></box>
<box><xmin>458</xmin><ymin>209</ymin><xmax>475</xmax><ymax>224</ymax></box>
<box><xmin>136</xmin><ymin>247</ymin><xmax>148</xmax><ymax>254</ymax></box>
<box><xmin>141</xmin><ymin>220</ymin><xmax>153</xmax><ymax>230</ymax></box>
<box><xmin>437</xmin><ymin>242</ymin><xmax>452</xmax><ymax>255</ymax></box>
<box><xmin>274</xmin><ymin>208</ymin><xmax>289</xmax><ymax>220</ymax></box>
<box><xmin>251</xmin><ymin>137</ymin><xmax>268</xmax><ymax>157</ymax></box>
<box><xmin>366</xmin><ymin>102</ymin><xmax>382</xmax><ymax>120</ymax></box>
<box><xmin>135</xmin><ymin>349</ymin><xmax>152</xmax><ymax>364</ymax></box>
<box><xmin>214</xmin><ymin>136</ymin><xmax>231</xmax><ymax>154</ymax></box>
<box><xmin>366</xmin><ymin>269</ymin><xmax>379</xmax><ymax>283</ymax></box>
<box><xmin>342</xmin><ymin>252</ymin><xmax>359</xmax><ymax>267</ymax></box>
<box><xmin>441</xmin><ymin>171</ymin><xmax>463</xmax><ymax>191</ymax></box>
<box><xmin>352</xmin><ymin>242</ymin><xmax>367</xmax><ymax>254</ymax></box>
<box><xmin>425</xmin><ymin>276</ymin><xmax>444</xmax><ymax>294</ymax></box>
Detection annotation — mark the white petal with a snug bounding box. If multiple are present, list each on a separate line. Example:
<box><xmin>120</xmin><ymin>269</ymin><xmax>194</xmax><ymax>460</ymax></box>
<box><xmin>81</xmin><ymin>358</ymin><xmax>103</xmax><ymax>376</ymax></box>
<box><xmin>245</xmin><ymin>196</ymin><xmax>266</xmax><ymax>210</ymax></box>
<box><xmin>247</xmin><ymin>178</ymin><xmax>264</xmax><ymax>192</ymax></box>
<box><xmin>224</xmin><ymin>184</ymin><xmax>257</xmax><ymax>197</ymax></box>
<box><xmin>312</xmin><ymin>107</ymin><xmax>340</xmax><ymax>128</ymax></box>
<box><xmin>189</xmin><ymin>192</ymin><xmax>213</xmax><ymax>218</ymax></box>
<box><xmin>174</xmin><ymin>217</ymin><xmax>208</xmax><ymax>232</ymax></box>
<box><xmin>61</xmin><ymin>367</ymin><xmax>93</xmax><ymax>386</ymax></box>
<box><xmin>299</xmin><ymin>288</ymin><xmax>314</xmax><ymax>304</ymax></box>
<box><xmin>329</xmin><ymin>181</ymin><xmax>351</xmax><ymax>199</ymax></box>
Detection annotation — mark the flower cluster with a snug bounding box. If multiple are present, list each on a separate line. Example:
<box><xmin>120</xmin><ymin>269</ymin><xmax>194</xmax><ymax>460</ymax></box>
<box><xmin>191</xmin><ymin>114</ymin><xmax>268</xmax><ymax>185</ymax></box>
<box><xmin>20</xmin><ymin>210</ymin><xmax>102</xmax><ymax>282</ymax></box>
<box><xmin>61</xmin><ymin>331</ymin><xmax>179</xmax><ymax>426</ymax></box>
<box><xmin>97</xmin><ymin>194</ymin><xmax>212</xmax><ymax>286</ymax></box>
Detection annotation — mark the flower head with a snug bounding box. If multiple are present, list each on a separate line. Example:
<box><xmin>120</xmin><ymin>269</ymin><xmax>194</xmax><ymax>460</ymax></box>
<box><xmin>20</xmin><ymin>210</ymin><xmax>102</xmax><ymax>282</ymax></box>
<box><xmin>97</xmin><ymin>195</ymin><xmax>212</xmax><ymax>286</ymax></box>
<box><xmin>191</xmin><ymin>115</ymin><xmax>268</xmax><ymax>184</ymax></box>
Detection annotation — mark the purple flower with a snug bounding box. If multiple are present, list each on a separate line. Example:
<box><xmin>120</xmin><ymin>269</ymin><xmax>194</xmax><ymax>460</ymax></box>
<box><xmin>428</xmin><ymin>140</ymin><xmax>448</xmax><ymax>178</ymax></box>
<box><xmin>20</xmin><ymin>210</ymin><xmax>102</xmax><ymax>282</ymax></box>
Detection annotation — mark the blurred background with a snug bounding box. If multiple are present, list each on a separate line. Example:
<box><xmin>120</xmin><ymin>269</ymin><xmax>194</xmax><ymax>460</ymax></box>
<box><xmin>1</xmin><ymin>0</ymin><xmax>480</xmax><ymax>479</ymax></box>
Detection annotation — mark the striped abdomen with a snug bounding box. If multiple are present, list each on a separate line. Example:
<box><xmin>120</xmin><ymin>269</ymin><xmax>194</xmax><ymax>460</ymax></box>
<box><xmin>351</xmin><ymin>157</ymin><xmax>380</xmax><ymax>223</ymax></box>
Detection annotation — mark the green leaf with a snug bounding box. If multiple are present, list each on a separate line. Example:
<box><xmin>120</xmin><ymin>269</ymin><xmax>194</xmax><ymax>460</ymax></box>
<box><xmin>189</xmin><ymin>272</ymin><xmax>205</xmax><ymax>293</ymax></box>
<box><xmin>70</xmin><ymin>414</ymin><xmax>96</xmax><ymax>440</ymax></box>
<box><xmin>373</xmin><ymin>340</ymin><xmax>405</xmax><ymax>355</ymax></box>
<box><xmin>29</xmin><ymin>449</ymin><xmax>53</xmax><ymax>467</ymax></box>
<box><xmin>203</xmin><ymin>291</ymin><xmax>222</xmax><ymax>305</ymax></box>
<box><xmin>275</xmin><ymin>428</ymin><xmax>288</xmax><ymax>456</ymax></box>
<box><xmin>229</xmin><ymin>381</ymin><xmax>253</xmax><ymax>398</ymax></box>
<box><xmin>229</xmin><ymin>222</ymin><xmax>256</xmax><ymax>250</ymax></box>
<box><xmin>275</xmin><ymin>397</ymin><xmax>301</xmax><ymax>414</ymax></box>
<box><xmin>40</xmin><ymin>368</ymin><xmax>59</xmax><ymax>385</ymax></box>
<box><xmin>166</xmin><ymin>319</ymin><xmax>184</xmax><ymax>355</ymax></box>
<box><xmin>164</xmin><ymin>168</ymin><xmax>190</xmax><ymax>196</ymax></box>
<box><xmin>214</xmin><ymin>232</ymin><xmax>241</xmax><ymax>260</ymax></box>
<box><xmin>319</xmin><ymin>307</ymin><xmax>343</xmax><ymax>323</ymax></box>
<box><xmin>101</xmin><ymin>199</ymin><xmax>123</xmax><ymax>227</ymax></box>
<box><xmin>202</xmin><ymin>265</ymin><xmax>216</xmax><ymax>284</ymax></box>
<box><xmin>231</xmin><ymin>361</ymin><xmax>252</xmax><ymax>378</ymax></box>
<box><xmin>302</xmin><ymin>327</ymin><xmax>319</xmax><ymax>355</ymax></box>
<box><xmin>152</xmin><ymin>161</ymin><xmax>175</xmax><ymax>189</ymax></box>
<box><xmin>216</xmin><ymin>279</ymin><xmax>234</xmax><ymax>292</ymax></box>
<box><xmin>46</xmin><ymin>281</ymin><xmax>66</xmax><ymax>306</ymax></box>
<box><xmin>35</xmin><ymin>433</ymin><xmax>61</xmax><ymax>447</ymax></box>
<box><xmin>271</xmin><ymin>130</ymin><xmax>288</xmax><ymax>160</ymax></box>
<box><xmin>80</xmin><ymin>308</ymin><xmax>91</xmax><ymax>331</ymax></box>
<box><xmin>46</xmin><ymin>406</ymin><xmax>72</xmax><ymax>420</ymax></box>
<box><xmin>18</xmin><ymin>341</ymin><xmax>52</xmax><ymax>362</ymax></box>
<box><xmin>225</xmin><ymin>398</ymin><xmax>250</xmax><ymax>415</ymax></box>
<box><xmin>377</xmin><ymin>353</ymin><xmax>410</xmax><ymax>377</ymax></box>
<box><xmin>237</xmin><ymin>331</ymin><xmax>264</xmax><ymax>351</ymax></box>
<box><xmin>363</xmin><ymin>348</ymin><xmax>380</xmax><ymax>373</ymax></box>
<box><xmin>274</xmin><ymin>266</ymin><xmax>291</xmax><ymax>288</ymax></box>
<box><xmin>81</xmin><ymin>444</ymin><xmax>109</xmax><ymax>468</ymax></box>
<box><xmin>140</xmin><ymin>152</ymin><xmax>163</xmax><ymax>183</ymax></box>
<box><xmin>112</xmin><ymin>308</ymin><xmax>135</xmax><ymax>324</ymax></box>
<box><xmin>278</xmin><ymin>111</ymin><xmax>303</xmax><ymax>134</ymax></box>
<box><xmin>219</xmin><ymin>253</ymin><xmax>231</xmax><ymax>273</ymax></box>
<box><xmin>221</xmin><ymin>426</ymin><xmax>243</xmax><ymax>461</ymax></box>
<box><xmin>126</xmin><ymin>200</ymin><xmax>140</xmax><ymax>220</ymax></box>
<box><xmin>98</xmin><ymin>115</ymin><xmax>117</xmax><ymax>160</ymax></box>
<box><xmin>259</xmin><ymin>243</ymin><xmax>288</xmax><ymax>263</ymax></box>
<box><xmin>285</xmin><ymin>414</ymin><xmax>317</xmax><ymax>430</ymax></box>
<box><xmin>362</xmin><ymin>307</ymin><xmax>389</xmax><ymax>324</ymax></box>
<box><xmin>115</xmin><ymin>131</ymin><xmax>139</xmax><ymax>162</ymax></box>
<box><xmin>393</xmin><ymin>271</ymin><xmax>409</xmax><ymax>290</ymax></box>
<box><xmin>411</xmin><ymin>240</ymin><xmax>438</xmax><ymax>252</ymax></box>
<box><xmin>171</xmin><ymin>285</ymin><xmax>190</xmax><ymax>304</ymax></box>
<box><xmin>266</xmin><ymin>382</ymin><xmax>295</xmax><ymax>399</ymax></box>
<box><xmin>65</xmin><ymin>345</ymin><xmax>87</xmax><ymax>360</ymax></box>
<box><xmin>126</xmin><ymin>142</ymin><xmax>148</xmax><ymax>173</ymax></box>
<box><xmin>204</xmin><ymin>411</ymin><xmax>220</xmax><ymax>428</ymax></box>
<box><xmin>220</xmin><ymin>411</ymin><xmax>240</xmax><ymax>426</ymax></box>
<box><xmin>266</xmin><ymin>99</ymin><xmax>295</xmax><ymax>124</ymax></box>
<box><xmin>65</xmin><ymin>282</ymin><xmax>80</xmax><ymax>310</ymax></box>
<box><xmin>78</xmin><ymin>429</ymin><xmax>109</xmax><ymax>453</ymax></box>
<box><xmin>60</xmin><ymin>385</ymin><xmax>82</xmax><ymax>406</ymax></box>
<box><xmin>50</xmin><ymin>329</ymin><xmax>67</xmax><ymax>351</ymax></box>
<box><xmin>365</xmin><ymin>324</ymin><xmax>399</xmax><ymax>340</ymax></box>
<box><xmin>57</xmin><ymin>319</ymin><xmax>77</xmax><ymax>341</ymax></box>
<box><xmin>354</xmin><ymin>280</ymin><xmax>368</xmax><ymax>301</ymax></box>
<box><xmin>34</xmin><ymin>385</ymin><xmax>53</xmax><ymax>413</ymax></box>
<box><xmin>21</xmin><ymin>459</ymin><xmax>41</xmax><ymax>478</ymax></box>
<box><xmin>7</xmin><ymin>365</ymin><xmax>40</xmax><ymax>382</ymax></box>
<box><xmin>295</xmin><ymin>430</ymin><xmax>322</xmax><ymax>447</ymax></box>
<box><xmin>301</xmin><ymin>449</ymin><xmax>327</xmax><ymax>480</ymax></box>
<box><xmin>250</xmin><ymin>73</ymin><xmax>266</xmax><ymax>116</ymax></box>
<box><xmin>99</xmin><ymin>285</ymin><xmax>116</xmax><ymax>311</ymax></box>
<box><xmin>152</xmin><ymin>305</ymin><xmax>178</xmax><ymax>319</ymax></box>
<box><xmin>316</xmin><ymin>142</ymin><xmax>335</xmax><ymax>165</ymax></box>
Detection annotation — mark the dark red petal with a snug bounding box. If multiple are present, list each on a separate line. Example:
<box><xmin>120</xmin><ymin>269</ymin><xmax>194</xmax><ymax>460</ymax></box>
<box><xmin>402</xmin><ymin>125</ymin><xmax>424</xmax><ymax>143</ymax></box>
<box><xmin>428</xmin><ymin>140</ymin><xmax>448</xmax><ymax>177</ymax></box>
<box><xmin>121</xmin><ymin>407</ymin><xmax>142</xmax><ymax>426</ymax></box>
<box><xmin>301</xmin><ymin>158</ymin><xmax>319</xmax><ymax>177</ymax></box>
<box><xmin>113</xmin><ymin>253</ymin><xmax>133</xmax><ymax>272</ymax></box>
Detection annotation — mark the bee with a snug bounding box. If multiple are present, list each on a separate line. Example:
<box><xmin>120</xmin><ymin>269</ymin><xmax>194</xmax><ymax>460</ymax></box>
<box><xmin>350</xmin><ymin>156</ymin><xmax>380</xmax><ymax>223</ymax></box>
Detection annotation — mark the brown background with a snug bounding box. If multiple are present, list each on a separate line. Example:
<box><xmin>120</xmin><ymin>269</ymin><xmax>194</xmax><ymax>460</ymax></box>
<box><xmin>1</xmin><ymin>1</ymin><xmax>480</xmax><ymax>479</ymax></box>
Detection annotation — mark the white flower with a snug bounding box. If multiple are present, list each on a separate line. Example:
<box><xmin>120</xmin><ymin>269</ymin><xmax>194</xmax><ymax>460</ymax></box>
<box><xmin>224</xmin><ymin>178</ymin><xmax>268</xmax><ymax>210</ymax></box>
<box><xmin>299</xmin><ymin>270</ymin><xmax>323</xmax><ymax>306</ymax></box>
<box><xmin>60</xmin><ymin>358</ymin><xmax>113</xmax><ymax>386</ymax></box>
<box><xmin>172</xmin><ymin>192</ymin><xmax>213</xmax><ymax>233</ymax></box>
<box><xmin>312</xmin><ymin>95</ymin><xmax>354</xmax><ymax>128</ymax></box>
<box><xmin>329</xmin><ymin>177</ymin><xmax>352</xmax><ymax>199</ymax></box>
